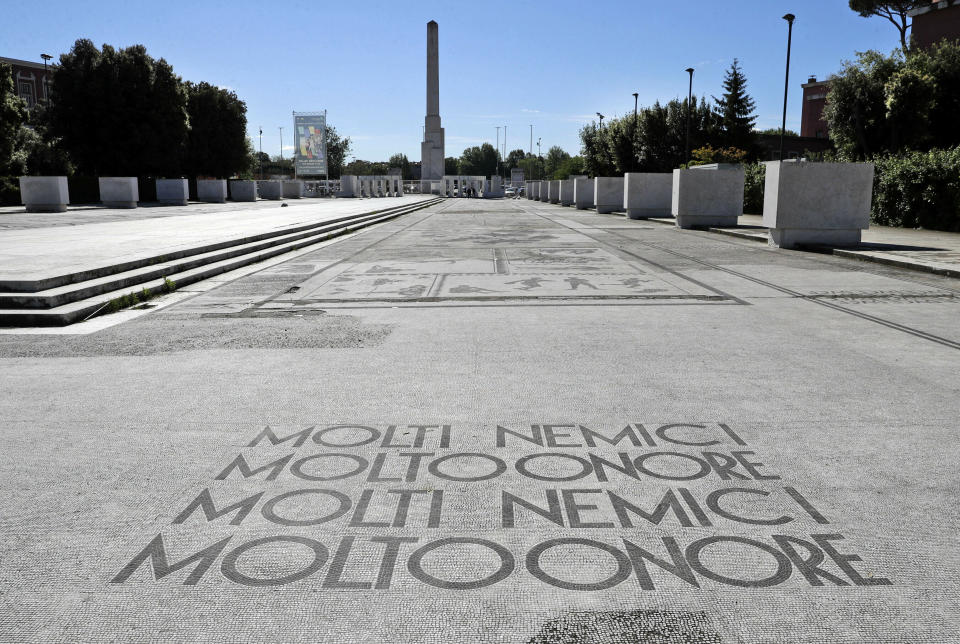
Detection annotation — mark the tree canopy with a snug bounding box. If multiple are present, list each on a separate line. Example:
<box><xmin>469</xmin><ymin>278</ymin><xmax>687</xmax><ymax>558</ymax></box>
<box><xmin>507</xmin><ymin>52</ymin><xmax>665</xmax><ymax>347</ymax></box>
<box><xmin>848</xmin><ymin>1</ymin><xmax>923</xmax><ymax>51</ymax></box>
<box><xmin>457</xmin><ymin>143</ymin><xmax>498</xmax><ymax>176</ymax></box>
<box><xmin>183</xmin><ymin>82</ymin><xmax>248</xmax><ymax>178</ymax></box>
<box><xmin>713</xmin><ymin>59</ymin><xmax>757</xmax><ymax>152</ymax></box>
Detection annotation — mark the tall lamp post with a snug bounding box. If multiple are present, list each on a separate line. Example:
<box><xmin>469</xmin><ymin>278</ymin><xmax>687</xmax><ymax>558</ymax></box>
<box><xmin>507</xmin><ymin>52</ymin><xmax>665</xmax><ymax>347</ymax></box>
<box><xmin>40</xmin><ymin>53</ymin><xmax>52</xmax><ymax>103</ymax></box>
<box><xmin>684</xmin><ymin>68</ymin><xmax>694</xmax><ymax>164</ymax></box>
<box><xmin>529</xmin><ymin>124</ymin><xmax>533</xmax><ymax>156</ymax></box>
<box><xmin>596</xmin><ymin>112</ymin><xmax>605</xmax><ymax>129</ymax></box>
<box><xmin>496</xmin><ymin>126</ymin><xmax>501</xmax><ymax>179</ymax></box>
<box><xmin>536</xmin><ymin>137</ymin><xmax>542</xmax><ymax>180</ymax></box>
<box><xmin>632</xmin><ymin>92</ymin><xmax>639</xmax><ymax>171</ymax></box>
<box><xmin>780</xmin><ymin>13</ymin><xmax>796</xmax><ymax>162</ymax></box>
<box><xmin>279</xmin><ymin>127</ymin><xmax>284</xmax><ymax>166</ymax></box>
<box><xmin>258</xmin><ymin>127</ymin><xmax>263</xmax><ymax>180</ymax></box>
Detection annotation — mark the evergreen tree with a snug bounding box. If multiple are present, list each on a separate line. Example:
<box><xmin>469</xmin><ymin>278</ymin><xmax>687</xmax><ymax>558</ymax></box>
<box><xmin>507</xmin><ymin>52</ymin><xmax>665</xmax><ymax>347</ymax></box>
<box><xmin>713</xmin><ymin>59</ymin><xmax>757</xmax><ymax>153</ymax></box>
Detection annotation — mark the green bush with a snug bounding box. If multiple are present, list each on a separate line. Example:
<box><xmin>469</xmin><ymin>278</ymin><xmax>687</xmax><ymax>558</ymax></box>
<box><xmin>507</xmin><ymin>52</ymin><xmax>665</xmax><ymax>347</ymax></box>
<box><xmin>872</xmin><ymin>147</ymin><xmax>960</xmax><ymax>231</ymax></box>
<box><xmin>743</xmin><ymin>162</ymin><xmax>766</xmax><ymax>215</ymax></box>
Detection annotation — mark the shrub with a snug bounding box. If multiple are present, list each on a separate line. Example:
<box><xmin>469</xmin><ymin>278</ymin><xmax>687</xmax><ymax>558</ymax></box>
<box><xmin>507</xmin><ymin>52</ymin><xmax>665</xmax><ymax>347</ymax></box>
<box><xmin>872</xmin><ymin>147</ymin><xmax>960</xmax><ymax>231</ymax></box>
<box><xmin>743</xmin><ymin>162</ymin><xmax>766</xmax><ymax>215</ymax></box>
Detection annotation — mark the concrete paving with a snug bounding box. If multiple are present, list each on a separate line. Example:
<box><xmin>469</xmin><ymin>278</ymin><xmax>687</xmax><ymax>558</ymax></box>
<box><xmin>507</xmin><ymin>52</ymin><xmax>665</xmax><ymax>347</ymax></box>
<box><xmin>1</xmin><ymin>198</ymin><xmax>960</xmax><ymax>643</ymax></box>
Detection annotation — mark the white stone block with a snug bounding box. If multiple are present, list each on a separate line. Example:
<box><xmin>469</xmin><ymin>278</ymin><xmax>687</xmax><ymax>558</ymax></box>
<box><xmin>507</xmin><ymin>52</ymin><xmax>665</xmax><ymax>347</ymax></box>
<box><xmin>229</xmin><ymin>180</ymin><xmax>257</xmax><ymax>202</ymax></box>
<box><xmin>539</xmin><ymin>180</ymin><xmax>550</xmax><ymax>202</ymax></box>
<box><xmin>156</xmin><ymin>179</ymin><xmax>188</xmax><ymax>205</ymax></box>
<box><xmin>19</xmin><ymin>176</ymin><xmax>69</xmax><ymax>212</ymax></box>
<box><xmin>548</xmin><ymin>179</ymin><xmax>560</xmax><ymax>203</ymax></box>
<box><xmin>574</xmin><ymin>178</ymin><xmax>594</xmax><ymax>209</ymax></box>
<box><xmin>283</xmin><ymin>180</ymin><xmax>304</xmax><ymax>198</ymax></box>
<box><xmin>624</xmin><ymin>173</ymin><xmax>673</xmax><ymax>219</ymax></box>
<box><xmin>762</xmin><ymin>161</ymin><xmax>874</xmax><ymax>249</ymax></box>
<box><xmin>197</xmin><ymin>179</ymin><xmax>227</xmax><ymax>203</ymax></box>
<box><xmin>559</xmin><ymin>179</ymin><xmax>574</xmax><ymax>206</ymax></box>
<box><xmin>259</xmin><ymin>180</ymin><xmax>283</xmax><ymax>200</ymax></box>
<box><xmin>339</xmin><ymin>175</ymin><xmax>358</xmax><ymax>197</ymax></box>
<box><xmin>672</xmin><ymin>164</ymin><xmax>745</xmax><ymax>228</ymax></box>
<box><xmin>594</xmin><ymin>177</ymin><xmax>624</xmax><ymax>214</ymax></box>
<box><xmin>99</xmin><ymin>177</ymin><xmax>139</xmax><ymax>209</ymax></box>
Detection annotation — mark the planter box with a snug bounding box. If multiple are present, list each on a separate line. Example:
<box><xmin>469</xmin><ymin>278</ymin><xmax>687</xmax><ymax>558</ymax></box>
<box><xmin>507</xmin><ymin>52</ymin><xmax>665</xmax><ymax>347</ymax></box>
<box><xmin>594</xmin><ymin>177</ymin><xmax>624</xmax><ymax>214</ymax></box>
<box><xmin>197</xmin><ymin>179</ymin><xmax>227</xmax><ymax>203</ymax></box>
<box><xmin>156</xmin><ymin>179</ymin><xmax>188</xmax><ymax>205</ymax></box>
<box><xmin>574</xmin><ymin>178</ymin><xmax>594</xmax><ymax>209</ymax></box>
<box><xmin>259</xmin><ymin>180</ymin><xmax>283</xmax><ymax>200</ymax></box>
<box><xmin>624</xmin><ymin>172</ymin><xmax>672</xmax><ymax>219</ymax></box>
<box><xmin>340</xmin><ymin>175</ymin><xmax>359</xmax><ymax>197</ymax></box>
<box><xmin>548</xmin><ymin>180</ymin><xmax>561</xmax><ymax>204</ymax></box>
<box><xmin>99</xmin><ymin>177</ymin><xmax>139</xmax><ymax>208</ymax></box>
<box><xmin>559</xmin><ymin>179</ymin><xmax>574</xmax><ymax>206</ymax></box>
<box><xmin>229</xmin><ymin>180</ymin><xmax>257</xmax><ymax>202</ymax></box>
<box><xmin>763</xmin><ymin>161</ymin><xmax>874</xmax><ymax>248</ymax></box>
<box><xmin>19</xmin><ymin>176</ymin><xmax>69</xmax><ymax>212</ymax></box>
<box><xmin>672</xmin><ymin>164</ymin><xmax>744</xmax><ymax>228</ymax></box>
<box><xmin>282</xmin><ymin>180</ymin><xmax>304</xmax><ymax>198</ymax></box>
<box><xmin>539</xmin><ymin>180</ymin><xmax>550</xmax><ymax>202</ymax></box>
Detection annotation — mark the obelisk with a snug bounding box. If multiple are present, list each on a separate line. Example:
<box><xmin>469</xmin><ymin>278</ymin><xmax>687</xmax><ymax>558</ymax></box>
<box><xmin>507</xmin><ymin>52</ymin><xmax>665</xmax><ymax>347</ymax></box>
<box><xmin>420</xmin><ymin>20</ymin><xmax>445</xmax><ymax>181</ymax></box>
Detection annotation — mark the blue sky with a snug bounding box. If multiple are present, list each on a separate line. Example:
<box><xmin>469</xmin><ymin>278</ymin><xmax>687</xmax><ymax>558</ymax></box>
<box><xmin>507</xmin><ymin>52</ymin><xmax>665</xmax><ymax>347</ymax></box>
<box><xmin>4</xmin><ymin>0</ymin><xmax>904</xmax><ymax>163</ymax></box>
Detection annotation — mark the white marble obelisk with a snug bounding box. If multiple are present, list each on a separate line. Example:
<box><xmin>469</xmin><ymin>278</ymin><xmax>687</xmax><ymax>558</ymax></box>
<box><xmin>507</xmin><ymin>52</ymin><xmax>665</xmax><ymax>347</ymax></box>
<box><xmin>420</xmin><ymin>20</ymin><xmax>445</xmax><ymax>181</ymax></box>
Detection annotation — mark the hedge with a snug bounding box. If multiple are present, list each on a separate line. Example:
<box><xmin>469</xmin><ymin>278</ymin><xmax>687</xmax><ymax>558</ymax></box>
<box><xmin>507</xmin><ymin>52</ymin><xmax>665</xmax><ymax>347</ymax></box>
<box><xmin>871</xmin><ymin>147</ymin><xmax>960</xmax><ymax>231</ymax></box>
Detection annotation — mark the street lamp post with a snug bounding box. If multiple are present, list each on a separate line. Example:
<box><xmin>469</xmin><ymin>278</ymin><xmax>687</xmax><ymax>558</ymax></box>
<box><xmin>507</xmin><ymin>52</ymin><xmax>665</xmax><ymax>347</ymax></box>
<box><xmin>632</xmin><ymin>92</ymin><xmax>639</xmax><ymax>171</ymax></box>
<box><xmin>596</xmin><ymin>112</ymin><xmax>604</xmax><ymax>129</ymax></box>
<box><xmin>279</xmin><ymin>127</ymin><xmax>284</xmax><ymax>166</ymax></box>
<box><xmin>529</xmin><ymin>124</ymin><xmax>533</xmax><ymax>156</ymax></box>
<box><xmin>496</xmin><ymin>126</ymin><xmax>500</xmax><ymax>179</ymax></box>
<box><xmin>536</xmin><ymin>137</ymin><xmax>542</xmax><ymax>180</ymax></box>
<box><xmin>258</xmin><ymin>127</ymin><xmax>263</xmax><ymax>180</ymax></box>
<box><xmin>40</xmin><ymin>54</ymin><xmax>52</xmax><ymax>103</ymax></box>
<box><xmin>780</xmin><ymin>13</ymin><xmax>796</xmax><ymax>162</ymax></box>
<box><xmin>685</xmin><ymin>68</ymin><xmax>694</xmax><ymax>164</ymax></box>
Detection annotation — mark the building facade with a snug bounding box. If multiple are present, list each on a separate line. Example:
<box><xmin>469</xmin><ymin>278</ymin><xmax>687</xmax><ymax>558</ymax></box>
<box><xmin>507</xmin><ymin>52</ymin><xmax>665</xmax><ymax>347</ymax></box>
<box><xmin>0</xmin><ymin>56</ymin><xmax>53</xmax><ymax>108</ymax></box>
<box><xmin>910</xmin><ymin>0</ymin><xmax>960</xmax><ymax>49</ymax></box>
<box><xmin>800</xmin><ymin>76</ymin><xmax>830</xmax><ymax>139</ymax></box>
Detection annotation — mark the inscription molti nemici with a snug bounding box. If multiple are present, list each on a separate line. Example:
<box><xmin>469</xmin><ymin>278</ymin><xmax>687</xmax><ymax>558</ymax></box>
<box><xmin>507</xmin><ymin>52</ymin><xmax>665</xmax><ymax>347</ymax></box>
<box><xmin>420</xmin><ymin>20</ymin><xmax>445</xmax><ymax>181</ymax></box>
<box><xmin>112</xmin><ymin>422</ymin><xmax>891</xmax><ymax>591</ymax></box>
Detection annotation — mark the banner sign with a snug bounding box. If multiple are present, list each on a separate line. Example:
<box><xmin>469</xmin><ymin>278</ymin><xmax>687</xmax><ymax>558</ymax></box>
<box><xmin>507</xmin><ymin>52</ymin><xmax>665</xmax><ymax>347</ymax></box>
<box><xmin>294</xmin><ymin>112</ymin><xmax>327</xmax><ymax>176</ymax></box>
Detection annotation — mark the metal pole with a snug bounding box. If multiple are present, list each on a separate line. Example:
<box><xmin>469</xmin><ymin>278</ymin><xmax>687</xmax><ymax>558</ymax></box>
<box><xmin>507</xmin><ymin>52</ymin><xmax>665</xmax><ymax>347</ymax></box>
<box><xmin>685</xmin><ymin>68</ymin><xmax>694</xmax><ymax>164</ymax></box>
<box><xmin>503</xmin><ymin>126</ymin><xmax>507</xmax><ymax>178</ymax></box>
<box><xmin>258</xmin><ymin>127</ymin><xmax>263</xmax><ymax>180</ymax></box>
<box><xmin>496</xmin><ymin>126</ymin><xmax>500</xmax><ymax>179</ymax></box>
<box><xmin>529</xmin><ymin>125</ymin><xmax>533</xmax><ymax>156</ymax></box>
<box><xmin>41</xmin><ymin>54</ymin><xmax>51</xmax><ymax>102</ymax></box>
<box><xmin>780</xmin><ymin>14</ymin><xmax>796</xmax><ymax>162</ymax></box>
<box><xmin>279</xmin><ymin>127</ymin><xmax>284</xmax><ymax>164</ymax></box>
<box><xmin>633</xmin><ymin>92</ymin><xmax>639</xmax><ymax>171</ymax></box>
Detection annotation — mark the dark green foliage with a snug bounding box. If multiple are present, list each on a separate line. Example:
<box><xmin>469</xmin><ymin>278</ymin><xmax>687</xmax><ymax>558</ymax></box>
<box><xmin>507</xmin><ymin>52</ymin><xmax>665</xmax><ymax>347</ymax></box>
<box><xmin>183</xmin><ymin>82</ymin><xmax>248</xmax><ymax>178</ymax></box>
<box><xmin>504</xmin><ymin>148</ymin><xmax>526</xmax><ymax>171</ymax></box>
<box><xmin>848</xmin><ymin>1</ymin><xmax>923</xmax><ymax>50</ymax></box>
<box><xmin>50</xmin><ymin>40</ymin><xmax>189</xmax><ymax>176</ymax></box>
<box><xmin>824</xmin><ymin>42</ymin><xmax>960</xmax><ymax>159</ymax></box>
<box><xmin>743</xmin><ymin>162</ymin><xmax>766</xmax><ymax>215</ymax></box>
<box><xmin>444</xmin><ymin>157</ymin><xmax>459</xmax><ymax>175</ymax></box>
<box><xmin>872</xmin><ymin>148</ymin><xmax>960</xmax><ymax>231</ymax></box>
<box><xmin>516</xmin><ymin>154</ymin><xmax>544</xmax><ymax>180</ymax></box>
<box><xmin>543</xmin><ymin>145</ymin><xmax>571</xmax><ymax>178</ymax></box>
<box><xmin>388</xmin><ymin>153</ymin><xmax>412</xmax><ymax>179</ymax></box>
<box><xmin>0</xmin><ymin>63</ymin><xmax>28</xmax><ymax>203</ymax></box>
<box><xmin>713</xmin><ymin>59</ymin><xmax>757</xmax><ymax>152</ymax></box>
<box><xmin>457</xmin><ymin>143</ymin><xmax>498</xmax><ymax>176</ymax></box>
<box><xmin>326</xmin><ymin>126</ymin><xmax>350</xmax><ymax>178</ymax></box>
<box><xmin>757</xmin><ymin>127</ymin><xmax>799</xmax><ymax>137</ymax></box>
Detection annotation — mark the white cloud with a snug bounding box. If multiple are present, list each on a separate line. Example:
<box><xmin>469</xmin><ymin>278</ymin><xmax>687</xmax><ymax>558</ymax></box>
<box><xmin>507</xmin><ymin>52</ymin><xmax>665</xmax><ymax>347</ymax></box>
<box><xmin>521</xmin><ymin>108</ymin><xmax>540</xmax><ymax>113</ymax></box>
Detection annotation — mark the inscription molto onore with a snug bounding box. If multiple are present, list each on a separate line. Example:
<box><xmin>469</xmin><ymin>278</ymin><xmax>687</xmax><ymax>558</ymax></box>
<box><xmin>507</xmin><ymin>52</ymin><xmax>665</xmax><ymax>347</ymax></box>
<box><xmin>112</xmin><ymin>423</ymin><xmax>892</xmax><ymax>591</ymax></box>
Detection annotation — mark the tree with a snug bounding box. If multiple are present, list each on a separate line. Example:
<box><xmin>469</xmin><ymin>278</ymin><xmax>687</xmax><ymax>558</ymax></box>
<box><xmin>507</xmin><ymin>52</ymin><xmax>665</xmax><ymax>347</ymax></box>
<box><xmin>516</xmin><ymin>154</ymin><xmax>543</xmax><ymax>180</ymax></box>
<box><xmin>444</xmin><ymin>157</ymin><xmax>459</xmax><ymax>175</ymax></box>
<box><xmin>757</xmin><ymin>127</ymin><xmax>799</xmax><ymax>137</ymax></box>
<box><xmin>326</xmin><ymin>126</ymin><xmax>350</xmax><ymax>178</ymax></box>
<box><xmin>504</xmin><ymin>148</ymin><xmax>526</xmax><ymax>171</ymax></box>
<box><xmin>542</xmin><ymin>145</ymin><xmax>571</xmax><ymax>179</ymax></box>
<box><xmin>49</xmin><ymin>39</ymin><xmax>189</xmax><ymax>176</ymax></box>
<box><xmin>0</xmin><ymin>63</ymin><xmax>29</xmax><ymax>202</ymax></box>
<box><xmin>183</xmin><ymin>82</ymin><xmax>248</xmax><ymax>178</ymax></box>
<box><xmin>848</xmin><ymin>1</ymin><xmax>924</xmax><ymax>51</ymax></box>
<box><xmin>458</xmin><ymin>143</ymin><xmax>498</xmax><ymax>175</ymax></box>
<box><xmin>388</xmin><ymin>153</ymin><xmax>412</xmax><ymax>179</ymax></box>
<box><xmin>554</xmin><ymin>155</ymin><xmax>586</xmax><ymax>179</ymax></box>
<box><xmin>713</xmin><ymin>59</ymin><xmax>757</xmax><ymax>152</ymax></box>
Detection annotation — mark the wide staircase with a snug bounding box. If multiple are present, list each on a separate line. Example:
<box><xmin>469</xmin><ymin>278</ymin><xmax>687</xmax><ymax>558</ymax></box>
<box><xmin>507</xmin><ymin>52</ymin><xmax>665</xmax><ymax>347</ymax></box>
<box><xmin>0</xmin><ymin>197</ymin><xmax>442</xmax><ymax>326</ymax></box>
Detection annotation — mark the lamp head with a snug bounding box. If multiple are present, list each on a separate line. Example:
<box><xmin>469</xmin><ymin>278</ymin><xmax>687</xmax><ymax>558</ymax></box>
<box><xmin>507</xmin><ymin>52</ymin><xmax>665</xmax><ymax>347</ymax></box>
<box><xmin>783</xmin><ymin>13</ymin><xmax>795</xmax><ymax>23</ymax></box>
<box><xmin>41</xmin><ymin>53</ymin><xmax>52</xmax><ymax>61</ymax></box>
<box><xmin>632</xmin><ymin>92</ymin><xmax>639</xmax><ymax>99</ymax></box>
<box><xmin>685</xmin><ymin>67</ymin><xmax>694</xmax><ymax>75</ymax></box>
<box><xmin>596</xmin><ymin>112</ymin><xmax>604</xmax><ymax>119</ymax></box>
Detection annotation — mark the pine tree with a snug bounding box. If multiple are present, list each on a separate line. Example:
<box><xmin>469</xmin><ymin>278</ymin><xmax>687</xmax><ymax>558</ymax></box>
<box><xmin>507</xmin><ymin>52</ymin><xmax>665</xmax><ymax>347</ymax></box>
<box><xmin>713</xmin><ymin>59</ymin><xmax>757</xmax><ymax>153</ymax></box>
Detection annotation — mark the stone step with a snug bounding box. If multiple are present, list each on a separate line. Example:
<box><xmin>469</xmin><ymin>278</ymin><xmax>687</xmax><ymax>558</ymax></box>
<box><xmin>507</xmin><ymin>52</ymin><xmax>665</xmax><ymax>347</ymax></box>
<box><xmin>0</xmin><ymin>201</ymin><xmax>431</xmax><ymax>294</ymax></box>
<box><xmin>0</xmin><ymin>199</ymin><xmax>440</xmax><ymax>326</ymax></box>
